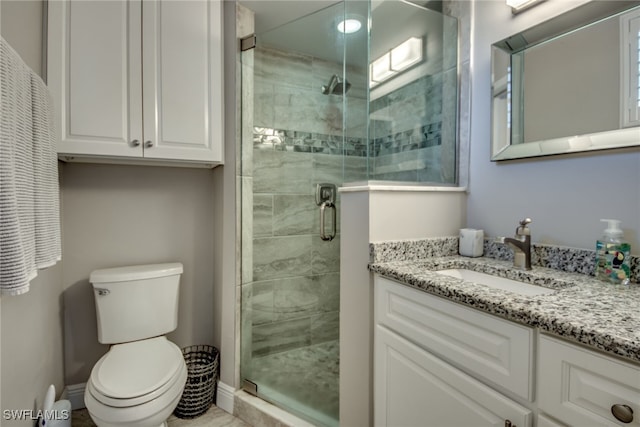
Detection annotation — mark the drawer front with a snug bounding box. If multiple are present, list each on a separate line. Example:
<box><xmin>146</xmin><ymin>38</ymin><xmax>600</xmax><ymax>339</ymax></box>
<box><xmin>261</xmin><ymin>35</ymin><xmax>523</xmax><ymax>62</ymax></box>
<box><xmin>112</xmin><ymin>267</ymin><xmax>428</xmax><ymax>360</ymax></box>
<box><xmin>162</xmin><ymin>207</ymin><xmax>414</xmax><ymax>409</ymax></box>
<box><xmin>538</xmin><ymin>335</ymin><xmax>640</xmax><ymax>426</ymax></box>
<box><xmin>375</xmin><ymin>275</ymin><xmax>534</xmax><ymax>400</ymax></box>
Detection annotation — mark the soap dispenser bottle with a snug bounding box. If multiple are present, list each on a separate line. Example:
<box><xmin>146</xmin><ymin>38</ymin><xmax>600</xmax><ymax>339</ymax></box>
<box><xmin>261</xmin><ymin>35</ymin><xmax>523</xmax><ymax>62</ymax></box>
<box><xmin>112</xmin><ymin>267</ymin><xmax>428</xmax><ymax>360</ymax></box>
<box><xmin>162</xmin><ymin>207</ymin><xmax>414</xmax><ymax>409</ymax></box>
<box><xmin>595</xmin><ymin>219</ymin><xmax>631</xmax><ymax>284</ymax></box>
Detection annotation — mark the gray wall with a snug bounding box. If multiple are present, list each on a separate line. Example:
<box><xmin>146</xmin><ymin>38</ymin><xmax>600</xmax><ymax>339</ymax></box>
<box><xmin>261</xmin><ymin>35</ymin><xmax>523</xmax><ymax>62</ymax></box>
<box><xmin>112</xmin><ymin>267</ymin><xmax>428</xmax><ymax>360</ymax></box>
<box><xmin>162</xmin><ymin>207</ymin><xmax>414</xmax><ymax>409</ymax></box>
<box><xmin>469</xmin><ymin>0</ymin><xmax>640</xmax><ymax>251</ymax></box>
<box><xmin>1</xmin><ymin>0</ymin><xmax>43</xmax><ymax>76</ymax></box>
<box><xmin>61</xmin><ymin>164</ymin><xmax>216</xmax><ymax>385</ymax></box>
<box><xmin>0</xmin><ymin>1</ymin><xmax>66</xmax><ymax>424</ymax></box>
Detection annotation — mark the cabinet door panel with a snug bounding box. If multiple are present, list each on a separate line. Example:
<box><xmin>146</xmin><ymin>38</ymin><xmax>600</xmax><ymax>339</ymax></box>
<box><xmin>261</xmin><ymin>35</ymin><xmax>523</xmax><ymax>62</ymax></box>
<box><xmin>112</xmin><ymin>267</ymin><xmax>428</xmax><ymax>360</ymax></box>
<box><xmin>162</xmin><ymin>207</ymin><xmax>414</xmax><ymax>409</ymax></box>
<box><xmin>142</xmin><ymin>0</ymin><xmax>223</xmax><ymax>162</ymax></box>
<box><xmin>49</xmin><ymin>0</ymin><xmax>143</xmax><ymax>156</ymax></box>
<box><xmin>375</xmin><ymin>325</ymin><xmax>532</xmax><ymax>427</ymax></box>
<box><xmin>375</xmin><ymin>276</ymin><xmax>534</xmax><ymax>401</ymax></box>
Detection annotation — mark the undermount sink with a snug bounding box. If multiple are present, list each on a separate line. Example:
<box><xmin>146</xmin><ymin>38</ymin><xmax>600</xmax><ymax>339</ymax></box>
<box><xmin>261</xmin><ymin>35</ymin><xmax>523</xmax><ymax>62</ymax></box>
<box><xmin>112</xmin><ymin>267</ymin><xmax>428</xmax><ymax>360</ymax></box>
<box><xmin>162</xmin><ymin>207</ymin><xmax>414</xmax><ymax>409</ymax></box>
<box><xmin>435</xmin><ymin>269</ymin><xmax>556</xmax><ymax>296</ymax></box>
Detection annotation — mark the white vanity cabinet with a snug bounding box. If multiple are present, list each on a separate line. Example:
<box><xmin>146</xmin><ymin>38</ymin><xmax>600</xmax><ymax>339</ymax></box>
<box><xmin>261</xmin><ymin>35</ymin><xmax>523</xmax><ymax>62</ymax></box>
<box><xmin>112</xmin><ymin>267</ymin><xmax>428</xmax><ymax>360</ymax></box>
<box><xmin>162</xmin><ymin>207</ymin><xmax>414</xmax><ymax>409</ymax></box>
<box><xmin>538</xmin><ymin>335</ymin><xmax>640</xmax><ymax>426</ymax></box>
<box><xmin>374</xmin><ymin>275</ymin><xmax>533</xmax><ymax>427</ymax></box>
<box><xmin>47</xmin><ymin>0</ymin><xmax>223</xmax><ymax>166</ymax></box>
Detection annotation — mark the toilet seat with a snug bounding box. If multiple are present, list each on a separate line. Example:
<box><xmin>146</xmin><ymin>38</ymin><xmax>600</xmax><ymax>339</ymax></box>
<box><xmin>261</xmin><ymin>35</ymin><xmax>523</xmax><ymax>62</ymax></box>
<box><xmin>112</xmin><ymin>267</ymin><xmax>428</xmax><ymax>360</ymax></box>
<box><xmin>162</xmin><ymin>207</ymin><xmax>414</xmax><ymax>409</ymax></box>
<box><xmin>89</xmin><ymin>337</ymin><xmax>185</xmax><ymax>407</ymax></box>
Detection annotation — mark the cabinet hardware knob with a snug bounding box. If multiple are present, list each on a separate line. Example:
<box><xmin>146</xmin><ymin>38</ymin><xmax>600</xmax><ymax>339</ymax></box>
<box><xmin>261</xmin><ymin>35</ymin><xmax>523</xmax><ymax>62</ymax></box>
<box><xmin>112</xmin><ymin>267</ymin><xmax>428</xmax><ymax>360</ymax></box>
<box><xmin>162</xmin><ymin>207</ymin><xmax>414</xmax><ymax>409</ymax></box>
<box><xmin>611</xmin><ymin>404</ymin><xmax>634</xmax><ymax>423</ymax></box>
<box><xmin>505</xmin><ymin>420</ymin><xmax>515</xmax><ymax>427</ymax></box>
<box><xmin>145</xmin><ymin>140</ymin><xmax>154</xmax><ymax>148</ymax></box>
<box><xmin>131</xmin><ymin>139</ymin><xmax>140</xmax><ymax>147</ymax></box>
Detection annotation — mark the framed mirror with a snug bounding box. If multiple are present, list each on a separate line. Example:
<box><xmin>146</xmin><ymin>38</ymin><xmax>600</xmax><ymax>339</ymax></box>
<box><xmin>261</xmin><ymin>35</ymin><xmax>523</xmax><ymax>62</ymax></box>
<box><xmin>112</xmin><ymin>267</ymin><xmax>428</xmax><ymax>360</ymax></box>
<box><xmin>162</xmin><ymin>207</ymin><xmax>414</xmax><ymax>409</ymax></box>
<box><xmin>491</xmin><ymin>1</ymin><xmax>640</xmax><ymax>161</ymax></box>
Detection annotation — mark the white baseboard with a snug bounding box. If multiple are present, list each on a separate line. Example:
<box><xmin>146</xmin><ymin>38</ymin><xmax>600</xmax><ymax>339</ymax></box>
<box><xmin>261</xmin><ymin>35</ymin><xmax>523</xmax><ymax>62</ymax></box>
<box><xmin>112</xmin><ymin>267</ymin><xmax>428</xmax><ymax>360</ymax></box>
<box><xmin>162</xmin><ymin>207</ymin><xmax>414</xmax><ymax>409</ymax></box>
<box><xmin>64</xmin><ymin>383</ymin><xmax>86</xmax><ymax>410</ymax></box>
<box><xmin>216</xmin><ymin>381</ymin><xmax>235</xmax><ymax>414</ymax></box>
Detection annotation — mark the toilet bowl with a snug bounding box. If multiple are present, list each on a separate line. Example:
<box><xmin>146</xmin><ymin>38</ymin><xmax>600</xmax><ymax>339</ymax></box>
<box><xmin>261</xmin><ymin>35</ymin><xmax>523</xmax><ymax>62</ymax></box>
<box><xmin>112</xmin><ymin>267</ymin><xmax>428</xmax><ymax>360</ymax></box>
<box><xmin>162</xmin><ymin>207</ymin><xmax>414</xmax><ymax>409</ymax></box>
<box><xmin>85</xmin><ymin>263</ymin><xmax>186</xmax><ymax>427</ymax></box>
<box><xmin>85</xmin><ymin>337</ymin><xmax>187</xmax><ymax>427</ymax></box>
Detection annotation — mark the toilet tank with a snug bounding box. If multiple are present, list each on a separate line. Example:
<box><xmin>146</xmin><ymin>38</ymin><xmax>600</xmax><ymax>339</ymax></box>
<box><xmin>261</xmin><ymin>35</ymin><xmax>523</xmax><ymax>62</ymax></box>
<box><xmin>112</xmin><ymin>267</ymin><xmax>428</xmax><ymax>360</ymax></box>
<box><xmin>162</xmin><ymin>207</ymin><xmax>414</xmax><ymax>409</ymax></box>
<box><xmin>90</xmin><ymin>263</ymin><xmax>183</xmax><ymax>344</ymax></box>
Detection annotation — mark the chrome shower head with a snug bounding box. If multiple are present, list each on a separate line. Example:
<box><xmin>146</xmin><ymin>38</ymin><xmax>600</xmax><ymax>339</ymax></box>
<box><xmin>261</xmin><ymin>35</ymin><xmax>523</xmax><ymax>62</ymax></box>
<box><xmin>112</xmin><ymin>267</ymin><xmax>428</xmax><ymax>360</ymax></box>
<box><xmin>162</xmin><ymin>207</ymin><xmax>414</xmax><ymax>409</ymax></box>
<box><xmin>321</xmin><ymin>74</ymin><xmax>351</xmax><ymax>95</ymax></box>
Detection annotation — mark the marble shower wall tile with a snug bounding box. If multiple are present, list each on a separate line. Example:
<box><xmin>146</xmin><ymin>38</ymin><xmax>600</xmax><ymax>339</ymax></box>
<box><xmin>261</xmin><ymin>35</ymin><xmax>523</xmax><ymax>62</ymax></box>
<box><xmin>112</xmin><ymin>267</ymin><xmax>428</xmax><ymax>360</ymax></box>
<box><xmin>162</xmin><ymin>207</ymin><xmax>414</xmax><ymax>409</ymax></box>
<box><xmin>273</xmin><ymin>195</ymin><xmax>316</xmax><ymax>236</ymax></box>
<box><xmin>253</xmin><ymin>194</ymin><xmax>273</xmax><ymax>238</ymax></box>
<box><xmin>253</xmin><ymin>150</ymin><xmax>313</xmax><ymax>195</ymax></box>
<box><xmin>311</xmin><ymin>311</ymin><xmax>339</xmax><ymax>344</ymax></box>
<box><xmin>343</xmin><ymin>155</ymin><xmax>369</xmax><ymax>183</ymax></box>
<box><xmin>312</xmin><ymin>235</ymin><xmax>340</xmax><ymax>274</ymax></box>
<box><xmin>251</xmin><ymin>316</ymin><xmax>312</xmax><ymax>357</ymax></box>
<box><xmin>253</xmin><ymin>235</ymin><xmax>312</xmax><ymax>281</ymax></box>
<box><xmin>310</xmin><ymin>272</ymin><xmax>340</xmax><ymax>312</ymax></box>
<box><xmin>272</xmin><ymin>277</ymin><xmax>319</xmax><ymax>322</ymax></box>
<box><xmin>254</xmin><ymin>47</ymin><xmax>313</xmax><ymax>92</ymax></box>
<box><xmin>373</xmin><ymin>146</ymin><xmax>441</xmax><ymax>176</ymax></box>
<box><xmin>250</xmin><ymin>280</ymin><xmax>275</xmax><ymax>325</ymax></box>
<box><xmin>249</xmin><ymin>274</ymin><xmax>340</xmax><ymax>321</ymax></box>
<box><xmin>246</xmin><ymin>272</ymin><xmax>340</xmax><ymax>357</ymax></box>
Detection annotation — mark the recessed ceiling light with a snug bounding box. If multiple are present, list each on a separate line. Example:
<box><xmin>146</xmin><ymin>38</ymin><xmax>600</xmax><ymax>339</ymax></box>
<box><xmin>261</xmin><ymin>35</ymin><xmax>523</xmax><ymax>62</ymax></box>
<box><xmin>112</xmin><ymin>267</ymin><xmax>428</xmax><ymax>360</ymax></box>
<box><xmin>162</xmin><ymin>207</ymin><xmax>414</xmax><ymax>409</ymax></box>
<box><xmin>337</xmin><ymin>19</ymin><xmax>361</xmax><ymax>34</ymax></box>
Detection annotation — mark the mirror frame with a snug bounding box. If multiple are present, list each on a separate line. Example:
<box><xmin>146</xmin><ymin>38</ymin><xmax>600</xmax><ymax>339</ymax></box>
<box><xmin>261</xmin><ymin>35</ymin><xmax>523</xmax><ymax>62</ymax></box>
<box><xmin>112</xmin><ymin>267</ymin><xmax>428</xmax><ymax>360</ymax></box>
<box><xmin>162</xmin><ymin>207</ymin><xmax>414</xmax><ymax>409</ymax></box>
<box><xmin>491</xmin><ymin>0</ymin><xmax>640</xmax><ymax>161</ymax></box>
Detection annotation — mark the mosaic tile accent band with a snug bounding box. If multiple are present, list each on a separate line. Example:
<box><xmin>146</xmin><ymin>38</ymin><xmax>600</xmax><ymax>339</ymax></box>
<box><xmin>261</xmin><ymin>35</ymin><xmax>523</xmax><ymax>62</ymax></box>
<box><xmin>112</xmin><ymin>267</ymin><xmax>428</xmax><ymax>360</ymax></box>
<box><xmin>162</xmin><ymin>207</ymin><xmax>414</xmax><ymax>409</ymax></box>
<box><xmin>252</xmin><ymin>123</ymin><xmax>443</xmax><ymax>159</ymax></box>
<box><xmin>253</xmin><ymin>127</ymin><xmax>369</xmax><ymax>157</ymax></box>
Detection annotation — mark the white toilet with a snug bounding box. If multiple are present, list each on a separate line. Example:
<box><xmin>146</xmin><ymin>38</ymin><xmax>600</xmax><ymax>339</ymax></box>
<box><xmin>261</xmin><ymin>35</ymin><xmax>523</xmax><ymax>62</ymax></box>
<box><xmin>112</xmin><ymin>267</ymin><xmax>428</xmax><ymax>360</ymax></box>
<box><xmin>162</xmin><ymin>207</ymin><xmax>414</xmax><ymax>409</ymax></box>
<box><xmin>84</xmin><ymin>263</ymin><xmax>187</xmax><ymax>427</ymax></box>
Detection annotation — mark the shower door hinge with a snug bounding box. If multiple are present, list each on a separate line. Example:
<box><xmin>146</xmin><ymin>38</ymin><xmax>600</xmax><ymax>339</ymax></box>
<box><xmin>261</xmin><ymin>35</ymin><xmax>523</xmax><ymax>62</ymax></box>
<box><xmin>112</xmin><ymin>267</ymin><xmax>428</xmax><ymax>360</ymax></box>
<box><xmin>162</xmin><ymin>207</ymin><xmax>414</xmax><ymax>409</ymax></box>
<box><xmin>240</xmin><ymin>34</ymin><xmax>256</xmax><ymax>51</ymax></box>
<box><xmin>242</xmin><ymin>379</ymin><xmax>258</xmax><ymax>395</ymax></box>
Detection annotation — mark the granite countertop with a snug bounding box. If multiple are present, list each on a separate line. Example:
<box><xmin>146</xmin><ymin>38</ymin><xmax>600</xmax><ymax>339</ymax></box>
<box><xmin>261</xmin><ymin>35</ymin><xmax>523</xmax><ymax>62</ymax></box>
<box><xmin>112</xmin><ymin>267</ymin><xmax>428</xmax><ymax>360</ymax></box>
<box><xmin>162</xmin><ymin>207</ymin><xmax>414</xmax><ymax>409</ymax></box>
<box><xmin>370</xmin><ymin>255</ymin><xmax>640</xmax><ymax>365</ymax></box>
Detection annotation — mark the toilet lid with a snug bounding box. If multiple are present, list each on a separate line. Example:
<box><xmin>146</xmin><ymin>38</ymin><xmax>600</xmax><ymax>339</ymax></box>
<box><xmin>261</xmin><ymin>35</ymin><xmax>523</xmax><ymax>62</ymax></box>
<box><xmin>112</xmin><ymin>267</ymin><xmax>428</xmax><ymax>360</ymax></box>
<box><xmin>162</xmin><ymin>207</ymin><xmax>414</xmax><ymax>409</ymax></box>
<box><xmin>91</xmin><ymin>337</ymin><xmax>183</xmax><ymax>399</ymax></box>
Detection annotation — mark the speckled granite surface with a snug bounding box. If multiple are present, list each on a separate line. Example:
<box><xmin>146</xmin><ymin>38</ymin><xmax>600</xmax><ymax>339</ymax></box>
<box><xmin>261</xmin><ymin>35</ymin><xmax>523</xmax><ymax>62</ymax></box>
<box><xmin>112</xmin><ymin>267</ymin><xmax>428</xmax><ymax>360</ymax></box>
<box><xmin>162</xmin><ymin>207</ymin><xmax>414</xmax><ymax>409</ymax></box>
<box><xmin>369</xmin><ymin>237</ymin><xmax>459</xmax><ymax>263</ymax></box>
<box><xmin>369</xmin><ymin>238</ymin><xmax>640</xmax><ymax>365</ymax></box>
<box><xmin>371</xmin><ymin>237</ymin><xmax>640</xmax><ymax>282</ymax></box>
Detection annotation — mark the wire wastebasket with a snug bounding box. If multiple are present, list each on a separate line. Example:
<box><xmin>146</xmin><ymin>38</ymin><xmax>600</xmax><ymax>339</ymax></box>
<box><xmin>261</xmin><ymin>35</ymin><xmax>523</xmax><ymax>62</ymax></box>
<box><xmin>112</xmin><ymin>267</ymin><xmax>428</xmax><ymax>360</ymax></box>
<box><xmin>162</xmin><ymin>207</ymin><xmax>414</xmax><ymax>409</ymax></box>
<box><xmin>174</xmin><ymin>345</ymin><xmax>219</xmax><ymax>419</ymax></box>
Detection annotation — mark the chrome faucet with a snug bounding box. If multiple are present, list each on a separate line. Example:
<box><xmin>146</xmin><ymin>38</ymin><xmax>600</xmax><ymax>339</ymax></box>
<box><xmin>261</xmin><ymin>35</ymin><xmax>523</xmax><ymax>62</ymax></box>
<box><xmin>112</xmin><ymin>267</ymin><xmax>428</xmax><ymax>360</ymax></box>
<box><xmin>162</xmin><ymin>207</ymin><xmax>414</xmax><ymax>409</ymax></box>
<box><xmin>497</xmin><ymin>218</ymin><xmax>532</xmax><ymax>270</ymax></box>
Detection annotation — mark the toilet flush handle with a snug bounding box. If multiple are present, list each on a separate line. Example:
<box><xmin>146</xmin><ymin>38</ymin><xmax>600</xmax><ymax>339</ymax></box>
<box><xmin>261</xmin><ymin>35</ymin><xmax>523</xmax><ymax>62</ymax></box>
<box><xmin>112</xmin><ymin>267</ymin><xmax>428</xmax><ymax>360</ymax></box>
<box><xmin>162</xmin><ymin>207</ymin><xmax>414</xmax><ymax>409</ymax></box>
<box><xmin>95</xmin><ymin>288</ymin><xmax>110</xmax><ymax>296</ymax></box>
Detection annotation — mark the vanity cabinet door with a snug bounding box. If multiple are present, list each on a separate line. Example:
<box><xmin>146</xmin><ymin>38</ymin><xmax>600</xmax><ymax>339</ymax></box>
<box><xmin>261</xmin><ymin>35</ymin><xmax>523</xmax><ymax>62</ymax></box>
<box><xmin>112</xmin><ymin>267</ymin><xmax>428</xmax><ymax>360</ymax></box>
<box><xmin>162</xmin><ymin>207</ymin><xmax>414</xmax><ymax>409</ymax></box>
<box><xmin>375</xmin><ymin>275</ymin><xmax>534</xmax><ymax>400</ymax></box>
<box><xmin>538</xmin><ymin>335</ymin><xmax>640</xmax><ymax>426</ymax></box>
<box><xmin>375</xmin><ymin>324</ymin><xmax>533</xmax><ymax>427</ymax></box>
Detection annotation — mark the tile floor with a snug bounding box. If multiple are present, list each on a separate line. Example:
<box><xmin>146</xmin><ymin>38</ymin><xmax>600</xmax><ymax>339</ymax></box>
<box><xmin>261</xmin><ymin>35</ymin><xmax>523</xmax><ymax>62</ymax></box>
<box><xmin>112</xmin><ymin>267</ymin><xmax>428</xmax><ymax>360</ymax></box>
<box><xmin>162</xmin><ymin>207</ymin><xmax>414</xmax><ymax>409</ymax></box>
<box><xmin>72</xmin><ymin>405</ymin><xmax>249</xmax><ymax>427</ymax></box>
<box><xmin>248</xmin><ymin>340</ymin><xmax>339</xmax><ymax>423</ymax></box>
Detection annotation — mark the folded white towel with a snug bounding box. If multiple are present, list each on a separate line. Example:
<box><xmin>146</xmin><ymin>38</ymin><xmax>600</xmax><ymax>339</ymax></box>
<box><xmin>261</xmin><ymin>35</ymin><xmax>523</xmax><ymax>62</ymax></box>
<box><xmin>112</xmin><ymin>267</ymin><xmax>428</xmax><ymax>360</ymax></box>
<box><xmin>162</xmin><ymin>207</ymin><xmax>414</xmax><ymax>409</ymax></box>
<box><xmin>0</xmin><ymin>37</ymin><xmax>61</xmax><ymax>296</ymax></box>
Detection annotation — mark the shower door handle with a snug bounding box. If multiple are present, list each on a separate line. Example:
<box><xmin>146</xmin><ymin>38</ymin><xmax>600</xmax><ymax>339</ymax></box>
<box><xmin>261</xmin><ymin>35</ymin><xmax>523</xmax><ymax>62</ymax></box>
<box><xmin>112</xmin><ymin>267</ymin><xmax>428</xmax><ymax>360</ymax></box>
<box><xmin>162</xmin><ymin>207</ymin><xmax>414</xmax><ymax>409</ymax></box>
<box><xmin>319</xmin><ymin>201</ymin><xmax>336</xmax><ymax>241</ymax></box>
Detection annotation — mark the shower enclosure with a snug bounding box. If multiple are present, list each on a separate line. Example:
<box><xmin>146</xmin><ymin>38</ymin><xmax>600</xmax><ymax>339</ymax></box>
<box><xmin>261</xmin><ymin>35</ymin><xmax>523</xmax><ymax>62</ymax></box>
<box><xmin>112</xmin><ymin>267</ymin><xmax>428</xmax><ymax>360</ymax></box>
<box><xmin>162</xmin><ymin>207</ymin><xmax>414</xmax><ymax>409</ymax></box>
<box><xmin>239</xmin><ymin>1</ymin><xmax>458</xmax><ymax>425</ymax></box>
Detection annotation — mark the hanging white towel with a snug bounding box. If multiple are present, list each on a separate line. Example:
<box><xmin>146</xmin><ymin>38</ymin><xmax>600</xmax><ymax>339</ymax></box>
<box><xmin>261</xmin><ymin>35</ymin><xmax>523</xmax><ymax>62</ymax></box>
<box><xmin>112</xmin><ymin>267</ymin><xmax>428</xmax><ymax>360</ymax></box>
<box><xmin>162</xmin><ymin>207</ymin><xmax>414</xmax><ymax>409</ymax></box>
<box><xmin>0</xmin><ymin>37</ymin><xmax>61</xmax><ymax>296</ymax></box>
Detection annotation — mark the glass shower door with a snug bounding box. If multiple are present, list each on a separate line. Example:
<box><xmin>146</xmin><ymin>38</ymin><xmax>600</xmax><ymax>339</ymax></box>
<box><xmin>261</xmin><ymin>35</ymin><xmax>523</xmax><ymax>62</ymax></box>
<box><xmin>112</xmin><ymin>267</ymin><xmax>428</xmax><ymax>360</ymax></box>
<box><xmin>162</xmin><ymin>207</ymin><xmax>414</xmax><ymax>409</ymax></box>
<box><xmin>239</xmin><ymin>2</ymin><xmax>368</xmax><ymax>426</ymax></box>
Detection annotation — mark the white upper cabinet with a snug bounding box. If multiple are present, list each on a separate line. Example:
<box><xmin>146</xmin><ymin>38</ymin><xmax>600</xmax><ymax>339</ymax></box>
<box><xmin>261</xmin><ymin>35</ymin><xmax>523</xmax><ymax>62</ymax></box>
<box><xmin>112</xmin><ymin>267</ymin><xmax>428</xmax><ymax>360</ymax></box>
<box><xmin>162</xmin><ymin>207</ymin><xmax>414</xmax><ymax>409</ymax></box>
<box><xmin>47</xmin><ymin>0</ymin><xmax>223</xmax><ymax>166</ymax></box>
